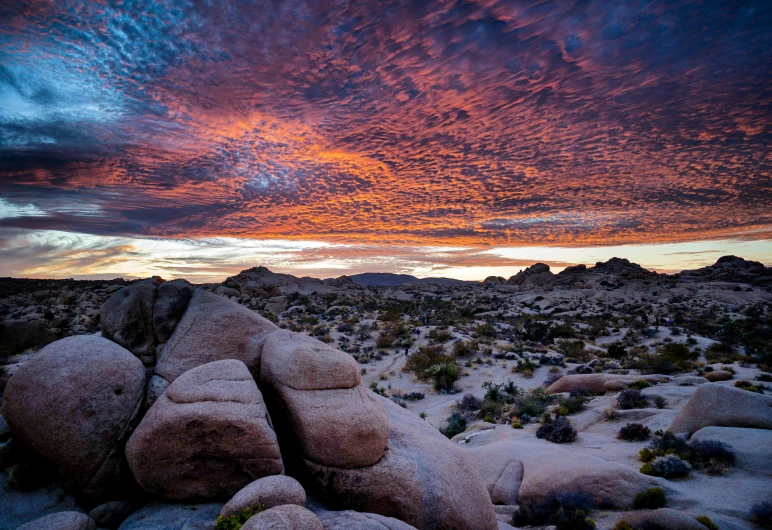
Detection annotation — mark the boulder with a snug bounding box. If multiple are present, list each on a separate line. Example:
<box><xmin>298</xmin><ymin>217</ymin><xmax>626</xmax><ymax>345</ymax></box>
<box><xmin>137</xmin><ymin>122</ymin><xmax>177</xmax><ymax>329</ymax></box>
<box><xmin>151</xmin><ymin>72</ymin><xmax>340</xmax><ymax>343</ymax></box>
<box><xmin>117</xmin><ymin>503</ymin><xmax>222</xmax><ymax>530</ymax></box>
<box><xmin>17</xmin><ymin>512</ymin><xmax>96</xmax><ymax>530</ymax></box>
<box><xmin>155</xmin><ymin>290</ymin><xmax>278</xmax><ymax>383</ymax></box>
<box><xmin>618</xmin><ymin>508</ymin><xmax>705</xmax><ymax>530</ymax></box>
<box><xmin>306</xmin><ymin>396</ymin><xmax>498</xmax><ymax>530</ymax></box>
<box><xmin>0</xmin><ymin>469</ymin><xmax>81</xmax><ymax>530</ymax></box>
<box><xmin>152</xmin><ymin>280</ymin><xmax>194</xmax><ymax>343</ymax></box>
<box><xmin>690</xmin><ymin>426</ymin><xmax>772</xmax><ymax>472</ymax></box>
<box><xmin>703</xmin><ymin>370</ymin><xmax>733</xmax><ymax>382</ymax></box>
<box><xmin>242</xmin><ymin>505</ymin><xmax>323</xmax><ymax>530</ymax></box>
<box><xmin>1</xmin><ymin>335</ymin><xmax>145</xmax><ymax>499</ymax></box>
<box><xmin>466</xmin><ymin>439</ymin><xmax>659</xmax><ymax>508</ymax></box>
<box><xmin>259</xmin><ymin>330</ymin><xmax>389</xmax><ymax>468</ymax></box>
<box><xmin>0</xmin><ymin>414</ymin><xmax>10</xmax><ymax>442</ymax></box>
<box><xmin>315</xmin><ymin>510</ymin><xmax>417</xmax><ymax>529</ymax></box>
<box><xmin>221</xmin><ymin>475</ymin><xmax>306</xmax><ymax>517</ymax></box>
<box><xmin>546</xmin><ymin>374</ymin><xmax>666</xmax><ymax>394</ymax></box>
<box><xmin>668</xmin><ymin>383</ymin><xmax>772</xmax><ymax>434</ymax></box>
<box><xmin>126</xmin><ymin>360</ymin><xmax>283</xmax><ymax>501</ymax></box>
<box><xmin>100</xmin><ymin>280</ymin><xmax>159</xmax><ymax>363</ymax></box>
<box><xmin>89</xmin><ymin>501</ymin><xmax>134</xmax><ymax>529</ymax></box>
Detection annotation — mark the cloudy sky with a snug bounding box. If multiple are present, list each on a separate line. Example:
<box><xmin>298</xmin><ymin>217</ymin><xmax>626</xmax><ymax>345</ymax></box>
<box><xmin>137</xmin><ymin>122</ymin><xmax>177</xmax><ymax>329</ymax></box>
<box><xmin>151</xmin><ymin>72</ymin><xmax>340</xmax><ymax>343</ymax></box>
<box><xmin>1</xmin><ymin>0</ymin><xmax>770</xmax><ymax>281</ymax></box>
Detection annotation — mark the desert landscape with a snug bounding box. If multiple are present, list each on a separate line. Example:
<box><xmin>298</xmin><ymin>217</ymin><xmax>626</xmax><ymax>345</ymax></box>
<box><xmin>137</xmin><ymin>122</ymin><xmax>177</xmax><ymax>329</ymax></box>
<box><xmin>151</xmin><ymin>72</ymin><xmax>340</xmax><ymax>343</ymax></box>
<box><xmin>0</xmin><ymin>255</ymin><xmax>770</xmax><ymax>530</ymax></box>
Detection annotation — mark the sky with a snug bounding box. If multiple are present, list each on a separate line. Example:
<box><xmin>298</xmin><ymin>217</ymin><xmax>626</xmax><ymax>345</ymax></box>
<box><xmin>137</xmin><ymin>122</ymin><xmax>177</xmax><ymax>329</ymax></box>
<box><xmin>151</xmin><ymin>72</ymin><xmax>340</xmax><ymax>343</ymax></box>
<box><xmin>1</xmin><ymin>0</ymin><xmax>770</xmax><ymax>281</ymax></box>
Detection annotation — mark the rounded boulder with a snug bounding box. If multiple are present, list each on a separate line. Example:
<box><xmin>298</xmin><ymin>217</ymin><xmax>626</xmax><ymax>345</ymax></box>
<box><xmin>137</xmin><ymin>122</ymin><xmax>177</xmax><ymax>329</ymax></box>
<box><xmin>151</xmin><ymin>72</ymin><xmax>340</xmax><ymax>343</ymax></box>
<box><xmin>221</xmin><ymin>475</ymin><xmax>306</xmax><ymax>518</ymax></box>
<box><xmin>242</xmin><ymin>505</ymin><xmax>323</xmax><ymax>530</ymax></box>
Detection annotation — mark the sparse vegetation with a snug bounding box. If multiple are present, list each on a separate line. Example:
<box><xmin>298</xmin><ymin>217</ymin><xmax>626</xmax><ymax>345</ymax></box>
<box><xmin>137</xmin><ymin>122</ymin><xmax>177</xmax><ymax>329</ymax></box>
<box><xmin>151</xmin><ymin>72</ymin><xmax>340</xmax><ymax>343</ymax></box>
<box><xmin>513</xmin><ymin>489</ymin><xmax>596</xmax><ymax>530</ymax></box>
<box><xmin>214</xmin><ymin>504</ymin><xmax>265</xmax><ymax>530</ymax></box>
<box><xmin>618</xmin><ymin>423</ymin><xmax>651</xmax><ymax>441</ymax></box>
<box><xmin>633</xmin><ymin>487</ymin><xmax>666</xmax><ymax>509</ymax></box>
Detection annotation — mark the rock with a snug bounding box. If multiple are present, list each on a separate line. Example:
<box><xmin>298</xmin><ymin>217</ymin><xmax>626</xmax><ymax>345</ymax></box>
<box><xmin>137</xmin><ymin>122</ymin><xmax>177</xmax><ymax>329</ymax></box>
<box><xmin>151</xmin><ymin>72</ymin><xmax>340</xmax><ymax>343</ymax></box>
<box><xmin>0</xmin><ymin>469</ymin><xmax>81</xmax><ymax>530</ymax></box>
<box><xmin>17</xmin><ymin>512</ymin><xmax>96</xmax><ymax>530</ymax></box>
<box><xmin>0</xmin><ymin>414</ymin><xmax>10</xmax><ymax>442</ymax></box>
<box><xmin>306</xmin><ymin>396</ymin><xmax>498</xmax><ymax>530</ymax></box>
<box><xmin>618</xmin><ymin>508</ymin><xmax>705</xmax><ymax>530</ymax></box>
<box><xmin>668</xmin><ymin>383</ymin><xmax>772</xmax><ymax>434</ymax></box>
<box><xmin>315</xmin><ymin>510</ymin><xmax>417</xmax><ymax>529</ymax></box>
<box><xmin>221</xmin><ymin>475</ymin><xmax>306</xmax><ymax>517</ymax></box>
<box><xmin>546</xmin><ymin>374</ymin><xmax>666</xmax><ymax>394</ymax></box>
<box><xmin>155</xmin><ymin>290</ymin><xmax>278</xmax><ymax>383</ymax></box>
<box><xmin>691</xmin><ymin>426</ymin><xmax>772</xmax><ymax>472</ymax></box>
<box><xmin>672</xmin><ymin>376</ymin><xmax>710</xmax><ymax>386</ymax></box>
<box><xmin>242</xmin><ymin>505</ymin><xmax>323</xmax><ymax>530</ymax></box>
<box><xmin>1</xmin><ymin>335</ymin><xmax>145</xmax><ymax>499</ymax></box>
<box><xmin>126</xmin><ymin>360</ymin><xmax>283</xmax><ymax>501</ymax></box>
<box><xmin>145</xmin><ymin>374</ymin><xmax>170</xmax><ymax>408</ymax></box>
<box><xmin>101</xmin><ymin>280</ymin><xmax>159</xmax><ymax>362</ymax></box>
<box><xmin>466</xmin><ymin>440</ymin><xmax>659</xmax><ymax>508</ymax></box>
<box><xmin>152</xmin><ymin>280</ymin><xmax>194</xmax><ymax>343</ymax></box>
<box><xmin>117</xmin><ymin>503</ymin><xmax>222</xmax><ymax>530</ymax></box>
<box><xmin>467</xmin><ymin>443</ymin><xmax>523</xmax><ymax>505</ymax></box>
<box><xmin>259</xmin><ymin>330</ymin><xmax>389</xmax><ymax>468</ymax></box>
<box><xmin>89</xmin><ymin>501</ymin><xmax>134</xmax><ymax>529</ymax></box>
<box><xmin>704</xmin><ymin>370</ymin><xmax>733</xmax><ymax>382</ymax></box>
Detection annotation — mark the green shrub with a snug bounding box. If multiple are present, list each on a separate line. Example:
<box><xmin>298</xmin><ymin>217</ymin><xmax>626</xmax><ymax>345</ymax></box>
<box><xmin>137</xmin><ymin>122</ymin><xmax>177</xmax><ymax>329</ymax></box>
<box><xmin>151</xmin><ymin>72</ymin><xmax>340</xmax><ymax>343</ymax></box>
<box><xmin>640</xmin><ymin>455</ymin><xmax>691</xmax><ymax>478</ymax></box>
<box><xmin>633</xmin><ymin>487</ymin><xmax>666</xmax><ymax>509</ymax></box>
<box><xmin>612</xmin><ymin>522</ymin><xmax>634</xmax><ymax>530</ymax></box>
<box><xmin>428</xmin><ymin>361</ymin><xmax>461</xmax><ymax>392</ymax></box>
<box><xmin>513</xmin><ymin>489</ymin><xmax>595</xmax><ymax>530</ymax></box>
<box><xmin>617</xmin><ymin>389</ymin><xmax>649</xmax><ymax>409</ymax></box>
<box><xmin>661</xmin><ymin>342</ymin><xmax>696</xmax><ymax>361</ymax></box>
<box><xmin>474</xmin><ymin>322</ymin><xmax>497</xmax><ymax>338</ymax></box>
<box><xmin>735</xmin><ymin>380</ymin><xmax>762</xmax><ymax>393</ymax></box>
<box><xmin>441</xmin><ymin>412</ymin><xmax>467</xmax><ymax>439</ymax></box>
<box><xmin>607</xmin><ymin>342</ymin><xmax>627</xmax><ymax>359</ymax></box>
<box><xmin>453</xmin><ymin>340</ymin><xmax>477</xmax><ymax>357</ymax></box>
<box><xmin>536</xmin><ymin>415</ymin><xmax>577</xmax><ymax>444</ymax></box>
<box><xmin>629</xmin><ymin>380</ymin><xmax>651</xmax><ymax>390</ymax></box>
<box><xmin>403</xmin><ymin>346</ymin><xmax>446</xmax><ymax>380</ymax></box>
<box><xmin>653</xmin><ymin>395</ymin><xmax>668</xmax><ymax>409</ymax></box>
<box><xmin>214</xmin><ymin>504</ymin><xmax>265</xmax><ymax>530</ymax></box>
<box><xmin>618</xmin><ymin>423</ymin><xmax>651</xmax><ymax>441</ymax></box>
<box><xmin>696</xmin><ymin>515</ymin><xmax>719</xmax><ymax>530</ymax></box>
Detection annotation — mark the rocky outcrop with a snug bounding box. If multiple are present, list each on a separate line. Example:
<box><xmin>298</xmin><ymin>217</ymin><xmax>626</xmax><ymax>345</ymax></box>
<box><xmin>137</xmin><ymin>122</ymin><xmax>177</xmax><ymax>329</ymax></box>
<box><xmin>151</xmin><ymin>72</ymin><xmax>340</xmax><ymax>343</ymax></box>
<box><xmin>315</xmin><ymin>510</ymin><xmax>418</xmax><ymax>530</ymax></box>
<box><xmin>154</xmin><ymin>289</ymin><xmax>278</xmax><ymax>383</ymax></box>
<box><xmin>17</xmin><ymin>511</ymin><xmax>96</xmax><ymax>530</ymax></box>
<box><xmin>306</xmin><ymin>396</ymin><xmax>498</xmax><ymax>530</ymax></box>
<box><xmin>675</xmin><ymin>255</ymin><xmax>772</xmax><ymax>287</ymax></box>
<box><xmin>545</xmin><ymin>373</ymin><xmax>666</xmax><ymax>395</ymax></box>
<box><xmin>259</xmin><ymin>330</ymin><xmax>389</xmax><ymax>469</ymax></box>
<box><xmin>126</xmin><ymin>360</ymin><xmax>283</xmax><ymax>501</ymax></box>
<box><xmin>617</xmin><ymin>508</ymin><xmax>706</xmax><ymax>530</ymax></box>
<box><xmin>117</xmin><ymin>503</ymin><xmax>222</xmax><ymax>530</ymax></box>
<box><xmin>241</xmin><ymin>505</ymin><xmax>323</xmax><ymax>530</ymax></box>
<box><xmin>668</xmin><ymin>383</ymin><xmax>772</xmax><ymax>434</ymax></box>
<box><xmin>1</xmin><ymin>335</ymin><xmax>145</xmax><ymax>500</ymax></box>
<box><xmin>221</xmin><ymin>475</ymin><xmax>306</xmax><ymax>517</ymax></box>
<box><xmin>506</xmin><ymin>264</ymin><xmax>555</xmax><ymax>287</ymax></box>
<box><xmin>89</xmin><ymin>501</ymin><xmax>134</xmax><ymax>529</ymax></box>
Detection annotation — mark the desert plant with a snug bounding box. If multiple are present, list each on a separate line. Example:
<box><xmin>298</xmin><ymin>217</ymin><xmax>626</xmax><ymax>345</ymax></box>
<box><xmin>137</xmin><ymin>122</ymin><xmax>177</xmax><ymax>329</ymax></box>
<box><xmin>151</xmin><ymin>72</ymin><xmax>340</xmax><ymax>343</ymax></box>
<box><xmin>653</xmin><ymin>395</ymin><xmax>668</xmax><ymax>409</ymax></box>
<box><xmin>513</xmin><ymin>489</ymin><xmax>596</xmax><ymax>530</ymax></box>
<box><xmin>607</xmin><ymin>342</ymin><xmax>627</xmax><ymax>359</ymax></box>
<box><xmin>648</xmin><ymin>430</ymin><xmax>687</xmax><ymax>454</ymax></box>
<box><xmin>214</xmin><ymin>504</ymin><xmax>265</xmax><ymax>530</ymax></box>
<box><xmin>403</xmin><ymin>346</ymin><xmax>447</xmax><ymax>380</ymax></box>
<box><xmin>618</xmin><ymin>423</ymin><xmax>651</xmax><ymax>442</ymax></box>
<box><xmin>695</xmin><ymin>515</ymin><xmax>719</xmax><ymax>530</ymax></box>
<box><xmin>603</xmin><ymin>408</ymin><xmax>620</xmax><ymax>422</ymax></box>
<box><xmin>612</xmin><ymin>522</ymin><xmax>634</xmax><ymax>530</ymax></box>
<box><xmin>617</xmin><ymin>389</ymin><xmax>649</xmax><ymax>409</ymax></box>
<box><xmin>735</xmin><ymin>379</ymin><xmax>762</xmax><ymax>393</ymax></box>
<box><xmin>427</xmin><ymin>361</ymin><xmax>461</xmax><ymax>392</ymax></box>
<box><xmin>640</xmin><ymin>455</ymin><xmax>692</xmax><ymax>478</ymax></box>
<box><xmin>688</xmin><ymin>439</ymin><xmax>735</xmax><ymax>474</ymax></box>
<box><xmin>750</xmin><ymin>500</ymin><xmax>772</xmax><ymax>529</ymax></box>
<box><xmin>458</xmin><ymin>393</ymin><xmax>482</xmax><ymax>411</ymax></box>
<box><xmin>536</xmin><ymin>415</ymin><xmax>577</xmax><ymax>444</ymax></box>
<box><xmin>441</xmin><ymin>412</ymin><xmax>467</xmax><ymax>439</ymax></box>
<box><xmin>453</xmin><ymin>340</ymin><xmax>478</xmax><ymax>357</ymax></box>
<box><xmin>633</xmin><ymin>487</ymin><xmax>666</xmax><ymax>509</ymax></box>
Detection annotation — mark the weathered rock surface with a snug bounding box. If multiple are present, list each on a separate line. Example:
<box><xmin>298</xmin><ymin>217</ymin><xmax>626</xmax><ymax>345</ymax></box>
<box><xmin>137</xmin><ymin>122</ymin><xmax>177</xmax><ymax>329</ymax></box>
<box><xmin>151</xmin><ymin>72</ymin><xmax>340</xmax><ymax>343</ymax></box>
<box><xmin>126</xmin><ymin>360</ymin><xmax>283</xmax><ymax>501</ymax></box>
<box><xmin>117</xmin><ymin>503</ymin><xmax>222</xmax><ymax>530</ymax></box>
<box><xmin>221</xmin><ymin>475</ymin><xmax>306</xmax><ymax>517</ymax></box>
<box><xmin>691</xmin><ymin>426</ymin><xmax>772</xmax><ymax>472</ymax></box>
<box><xmin>0</xmin><ymin>469</ymin><xmax>81</xmax><ymax>530</ymax></box>
<box><xmin>1</xmin><ymin>335</ymin><xmax>145</xmax><ymax>499</ymax></box>
<box><xmin>100</xmin><ymin>279</ymin><xmax>159</xmax><ymax>363</ymax></box>
<box><xmin>315</xmin><ymin>509</ymin><xmax>418</xmax><ymax>530</ymax></box>
<box><xmin>260</xmin><ymin>330</ymin><xmax>389</xmax><ymax>468</ymax></box>
<box><xmin>703</xmin><ymin>370</ymin><xmax>733</xmax><ymax>382</ymax></box>
<box><xmin>17</xmin><ymin>511</ymin><xmax>96</xmax><ymax>530</ymax></box>
<box><xmin>668</xmin><ymin>383</ymin><xmax>772</xmax><ymax>434</ymax></box>
<box><xmin>242</xmin><ymin>505</ymin><xmax>324</xmax><ymax>530</ymax></box>
<box><xmin>618</xmin><ymin>508</ymin><xmax>706</xmax><ymax>530</ymax></box>
<box><xmin>306</xmin><ymin>396</ymin><xmax>498</xmax><ymax>530</ymax></box>
<box><xmin>89</xmin><ymin>501</ymin><xmax>134</xmax><ymax>529</ymax></box>
<box><xmin>155</xmin><ymin>290</ymin><xmax>278</xmax><ymax>383</ymax></box>
<box><xmin>546</xmin><ymin>373</ymin><xmax>666</xmax><ymax>394</ymax></box>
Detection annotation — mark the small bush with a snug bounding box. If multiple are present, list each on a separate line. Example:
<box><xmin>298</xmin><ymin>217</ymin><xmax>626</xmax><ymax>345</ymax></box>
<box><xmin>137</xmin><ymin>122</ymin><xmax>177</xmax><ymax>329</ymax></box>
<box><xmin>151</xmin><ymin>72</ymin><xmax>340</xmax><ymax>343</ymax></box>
<box><xmin>750</xmin><ymin>500</ymin><xmax>772</xmax><ymax>529</ymax></box>
<box><xmin>214</xmin><ymin>504</ymin><xmax>265</xmax><ymax>530</ymax></box>
<box><xmin>695</xmin><ymin>515</ymin><xmax>719</xmax><ymax>530</ymax></box>
<box><xmin>649</xmin><ymin>430</ymin><xmax>687</xmax><ymax>454</ymax></box>
<box><xmin>640</xmin><ymin>455</ymin><xmax>692</xmax><ymax>478</ymax></box>
<box><xmin>607</xmin><ymin>342</ymin><xmax>627</xmax><ymax>359</ymax></box>
<box><xmin>427</xmin><ymin>361</ymin><xmax>461</xmax><ymax>392</ymax></box>
<box><xmin>639</xmin><ymin>447</ymin><xmax>655</xmax><ymax>463</ymax></box>
<box><xmin>536</xmin><ymin>415</ymin><xmax>577</xmax><ymax>444</ymax></box>
<box><xmin>453</xmin><ymin>340</ymin><xmax>478</xmax><ymax>357</ymax></box>
<box><xmin>513</xmin><ymin>489</ymin><xmax>596</xmax><ymax>530</ymax></box>
<box><xmin>735</xmin><ymin>380</ymin><xmax>762</xmax><ymax>393</ymax></box>
<box><xmin>603</xmin><ymin>408</ymin><xmax>620</xmax><ymax>422</ymax></box>
<box><xmin>688</xmin><ymin>439</ymin><xmax>735</xmax><ymax>474</ymax></box>
<box><xmin>618</xmin><ymin>423</ymin><xmax>651</xmax><ymax>441</ymax></box>
<box><xmin>633</xmin><ymin>487</ymin><xmax>666</xmax><ymax>509</ymax></box>
<box><xmin>404</xmin><ymin>346</ymin><xmax>447</xmax><ymax>380</ymax></box>
<box><xmin>617</xmin><ymin>389</ymin><xmax>649</xmax><ymax>409</ymax></box>
<box><xmin>630</xmin><ymin>380</ymin><xmax>651</xmax><ymax>390</ymax></box>
<box><xmin>440</xmin><ymin>412</ymin><xmax>467</xmax><ymax>439</ymax></box>
<box><xmin>458</xmin><ymin>393</ymin><xmax>482</xmax><ymax>411</ymax></box>
<box><xmin>612</xmin><ymin>522</ymin><xmax>634</xmax><ymax>530</ymax></box>
<box><xmin>653</xmin><ymin>395</ymin><xmax>668</xmax><ymax>409</ymax></box>
<box><xmin>661</xmin><ymin>342</ymin><xmax>697</xmax><ymax>361</ymax></box>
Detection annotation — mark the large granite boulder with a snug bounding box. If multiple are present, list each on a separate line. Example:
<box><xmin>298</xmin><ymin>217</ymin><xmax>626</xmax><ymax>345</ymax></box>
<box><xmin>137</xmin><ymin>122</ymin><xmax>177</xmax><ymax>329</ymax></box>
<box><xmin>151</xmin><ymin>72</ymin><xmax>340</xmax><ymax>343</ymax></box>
<box><xmin>545</xmin><ymin>373</ymin><xmax>666</xmax><ymax>394</ymax></box>
<box><xmin>668</xmin><ymin>383</ymin><xmax>772</xmax><ymax>434</ymax></box>
<box><xmin>17</xmin><ymin>512</ymin><xmax>96</xmax><ymax>530</ymax></box>
<box><xmin>118</xmin><ymin>503</ymin><xmax>222</xmax><ymax>530</ymax></box>
<box><xmin>315</xmin><ymin>510</ymin><xmax>418</xmax><ymax>530</ymax></box>
<box><xmin>126</xmin><ymin>360</ymin><xmax>283</xmax><ymax>501</ymax></box>
<box><xmin>221</xmin><ymin>475</ymin><xmax>306</xmax><ymax>517</ymax></box>
<box><xmin>154</xmin><ymin>290</ymin><xmax>278</xmax><ymax>383</ymax></box>
<box><xmin>242</xmin><ymin>505</ymin><xmax>323</xmax><ymax>530</ymax></box>
<box><xmin>259</xmin><ymin>330</ymin><xmax>389</xmax><ymax>468</ymax></box>
<box><xmin>305</xmin><ymin>396</ymin><xmax>498</xmax><ymax>530</ymax></box>
<box><xmin>1</xmin><ymin>335</ymin><xmax>145</xmax><ymax>499</ymax></box>
<box><xmin>690</xmin><ymin>426</ymin><xmax>772</xmax><ymax>472</ymax></box>
<box><xmin>617</xmin><ymin>508</ymin><xmax>706</xmax><ymax>530</ymax></box>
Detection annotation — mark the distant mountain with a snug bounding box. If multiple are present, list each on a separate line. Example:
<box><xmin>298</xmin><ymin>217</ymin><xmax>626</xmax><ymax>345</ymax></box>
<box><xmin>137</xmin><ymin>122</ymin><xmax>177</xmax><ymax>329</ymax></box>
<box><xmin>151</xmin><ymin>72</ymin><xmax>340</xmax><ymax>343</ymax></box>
<box><xmin>346</xmin><ymin>272</ymin><xmax>469</xmax><ymax>287</ymax></box>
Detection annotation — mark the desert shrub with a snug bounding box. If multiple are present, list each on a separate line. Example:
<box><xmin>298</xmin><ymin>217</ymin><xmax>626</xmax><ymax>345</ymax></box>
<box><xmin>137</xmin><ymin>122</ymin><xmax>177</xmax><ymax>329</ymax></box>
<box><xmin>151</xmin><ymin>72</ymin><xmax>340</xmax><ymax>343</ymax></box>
<box><xmin>458</xmin><ymin>393</ymin><xmax>482</xmax><ymax>411</ymax></box>
<box><xmin>512</xmin><ymin>387</ymin><xmax>553</xmax><ymax>418</ymax></box>
<box><xmin>688</xmin><ymin>439</ymin><xmax>735</xmax><ymax>474</ymax></box>
<box><xmin>428</xmin><ymin>328</ymin><xmax>452</xmax><ymax>344</ymax></box>
<box><xmin>453</xmin><ymin>340</ymin><xmax>477</xmax><ymax>357</ymax></box>
<box><xmin>640</xmin><ymin>455</ymin><xmax>692</xmax><ymax>478</ymax></box>
<box><xmin>734</xmin><ymin>379</ymin><xmax>762</xmax><ymax>393</ymax></box>
<box><xmin>607</xmin><ymin>342</ymin><xmax>627</xmax><ymax>359</ymax></box>
<box><xmin>633</xmin><ymin>487</ymin><xmax>666</xmax><ymax>509</ymax></box>
<box><xmin>603</xmin><ymin>408</ymin><xmax>620</xmax><ymax>422</ymax></box>
<box><xmin>705</xmin><ymin>341</ymin><xmax>736</xmax><ymax>362</ymax></box>
<box><xmin>629</xmin><ymin>379</ymin><xmax>651</xmax><ymax>390</ymax></box>
<box><xmin>376</xmin><ymin>334</ymin><xmax>396</xmax><ymax>348</ymax></box>
<box><xmin>441</xmin><ymin>412</ymin><xmax>467</xmax><ymax>439</ymax></box>
<box><xmin>427</xmin><ymin>361</ymin><xmax>461</xmax><ymax>392</ymax></box>
<box><xmin>474</xmin><ymin>322</ymin><xmax>497</xmax><ymax>338</ymax></box>
<box><xmin>553</xmin><ymin>393</ymin><xmax>588</xmax><ymax>416</ymax></box>
<box><xmin>633</xmin><ymin>353</ymin><xmax>679</xmax><ymax>375</ymax></box>
<box><xmin>612</xmin><ymin>522</ymin><xmax>634</xmax><ymax>530</ymax></box>
<box><xmin>618</xmin><ymin>423</ymin><xmax>651</xmax><ymax>441</ymax></box>
<box><xmin>751</xmin><ymin>500</ymin><xmax>772</xmax><ymax>529</ymax></box>
<box><xmin>544</xmin><ymin>371</ymin><xmax>563</xmax><ymax>387</ymax></box>
<box><xmin>403</xmin><ymin>346</ymin><xmax>447</xmax><ymax>380</ymax></box>
<box><xmin>617</xmin><ymin>389</ymin><xmax>649</xmax><ymax>409</ymax></box>
<box><xmin>757</xmin><ymin>373</ymin><xmax>772</xmax><ymax>383</ymax></box>
<box><xmin>214</xmin><ymin>504</ymin><xmax>265</xmax><ymax>530</ymax></box>
<box><xmin>648</xmin><ymin>430</ymin><xmax>688</xmax><ymax>454</ymax></box>
<box><xmin>695</xmin><ymin>515</ymin><xmax>719</xmax><ymax>530</ymax></box>
<box><xmin>522</xmin><ymin>321</ymin><xmax>553</xmax><ymax>343</ymax></box>
<box><xmin>536</xmin><ymin>415</ymin><xmax>577</xmax><ymax>444</ymax></box>
<box><xmin>661</xmin><ymin>342</ymin><xmax>696</xmax><ymax>361</ymax></box>
<box><xmin>561</xmin><ymin>340</ymin><xmax>587</xmax><ymax>360</ymax></box>
<box><xmin>513</xmin><ymin>489</ymin><xmax>595</xmax><ymax>530</ymax></box>
<box><xmin>639</xmin><ymin>447</ymin><xmax>654</xmax><ymax>463</ymax></box>
<box><xmin>653</xmin><ymin>395</ymin><xmax>668</xmax><ymax>409</ymax></box>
